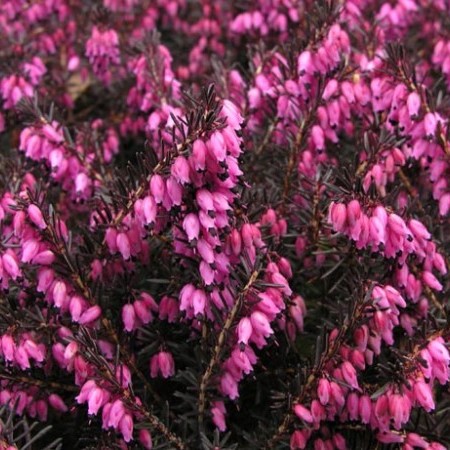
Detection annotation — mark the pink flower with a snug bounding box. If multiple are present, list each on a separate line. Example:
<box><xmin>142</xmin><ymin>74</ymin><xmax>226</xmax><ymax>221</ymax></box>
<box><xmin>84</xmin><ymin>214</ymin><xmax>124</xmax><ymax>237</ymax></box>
<box><xmin>346</xmin><ymin>392</ymin><xmax>359</xmax><ymax>421</ymax></box>
<box><xmin>290</xmin><ymin>430</ymin><xmax>309</xmax><ymax>449</ymax></box>
<box><xmin>422</xmin><ymin>271</ymin><xmax>443</xmax><ymax>291</ymax></box>
<box><xmin>52</xmin><ymin>281</ymin><xmax>67</xmax><ymax>308</ymax></box>
<box><xmin>413</xmin><ymin>380</ymin><xmax>435</xmax><ymax>412</ymax></box>
<box><xmin>116</xmin><ymin>232</ymin><xmax>131</xmax><ymax>260</ymax></box>
<box><xmin>48</xmin><ymin>394</ymin><xmax>68</xmax><ymax>413</ymax></box>
<box><xmin>211</xmin><ymin>401</ymin><xmax>227</xmax><ymax>431</ymax></box>
<box><xmin>21</xmin><ymin>239</ymin><xmax>40</xmax><ymax>263</ymax></box>
<box><xmin>182</xmin><ymin>213</ymin><xmax>200</xmax><ymax>241</ymax></box>
<box><xmin>88</xmin><ymin>387</ymin><xmax>107</xmax><ymax>415</ymax></box>
<box><xmin>407</xmin><ymin>92</ymin><xmax>421</xmax><ymax>117</ymax></box>
<box><xmin>250</xmin><ymin>311</ymin><xmax>273</xmax><ymax>338</ymax></box>
<box><xmin>139</xmin><ymin>429</ymin><xmax>153</xmax><ymax>449</ymax></box>
<box><xmin>330</xmin><ymin>381</ymin><xmax>345</xmax><ymax>407</ymax></box>
<box><xmin>196</xmin><ymin>189</ymin><xmax>214</xmax><ymax>212</ymax></box>
<box><xmin>27</xmin><ymin>204</ymin><xmax>46</xmax><ymax>229</ymax></box>
<box><xmin>159</xmin><ymin>296</ymin><xmax>179</xmax><ymax>322</ymax></box>
<box><xmin>340</xmin><ymin>361</ymin><xmax>359</xmax><ymax>390</ymax></box>
<box><xmin>107</xmin><ymin>399</ymin><xmax>126</xmax><ymax>428</ymax></box>
<box><xmin>389</xmin><ymin>394</ymin><xmax>411</xmax><ymax>429</ymax></box>
<box><xmin>220</xmin><ymin>371</ymin><xmax>239</xmax><ymax>399</ymax></box>
<box><xmin>78</xmin><ymin>305</ymin><xmax>102</xmax><ymax>325</ymax></box>
<box><xmin>329</xmin><ymin>202</ymin><xmax>347</xmax><ymax>232</ymax></box>
<box><xmin>427</xmin><ymin>339</ymin><xmax>449</xmax><ymax>365</ymax></box>
<box><xmin>294</xmin><ymin>404</ymin><xmax>313</xmax><ymax>423</ymax></box>
<box><xmin>122</xmin><ymin>304</ymin><xmax>136</xmax><ymax>332</ymax></box>
<box><xmin>142</xmin><ymin>196</ymin><xmax>157</xmax><ymax>225</ymax></box>
<box><xmin>237</xmin><ymin>317</ymin><xmax>253</xmax><ymax>346</ymax></box>
<box><xmin>192</xmin><ymin>289</ymin><xmax>207</xmax><ymax>316</ymax></box>
<box><xmin>2</xmin><ymin>252</ymin><xmax>21</xmax><ymax>280</ymax></box>
<box><xmin>191</xmin><ymin>140</ymin><xmax>207</xmax><ymax>171</ymax></box>
<box><xmin>150</xmin><ymin>351</ymin><xmax>175</xmax><ymax>379</ymax></box>
<box><xmin>171</xmin><ymin>156</ymin><xmax>191</xmax><ymax>184</ymax></box>
<box><xmin>158</xmin><ymin>351</ymin><xmax>175</xmax><ymax>378</ymax></box>
<box><xmin>358</xmin><ymin>395</ymin><xmax>371</xmax><ymax>424</ymax></box>
<box><xmin>150</xmin><ymin>175</ymin><xmax>166</xmax><ymax>204</ymax></box>
<box><xmin>317</xmin><ymin>378</ymin><xmax>330</xmax><ymax>405</ymax></box>
<box><xmin>119</xmin><ymin>413</ymin><xmax>133</xmax><ymax>442</ymax></box>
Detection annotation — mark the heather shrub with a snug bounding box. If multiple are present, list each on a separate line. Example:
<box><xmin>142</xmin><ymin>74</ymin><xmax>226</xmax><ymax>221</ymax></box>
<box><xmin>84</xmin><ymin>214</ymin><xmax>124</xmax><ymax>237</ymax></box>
<box><xmin>0</xmin><ymin>1</ymin><xmax>449</xmax><ymax>449</ymax></box>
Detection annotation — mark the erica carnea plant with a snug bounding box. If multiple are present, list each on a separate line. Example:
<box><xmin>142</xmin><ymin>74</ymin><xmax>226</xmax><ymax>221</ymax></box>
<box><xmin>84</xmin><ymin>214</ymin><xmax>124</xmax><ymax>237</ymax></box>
<box><xmin>0</xmin><ymin>0</ymin><xmax>449</xmax><ymax>449</ymax></box>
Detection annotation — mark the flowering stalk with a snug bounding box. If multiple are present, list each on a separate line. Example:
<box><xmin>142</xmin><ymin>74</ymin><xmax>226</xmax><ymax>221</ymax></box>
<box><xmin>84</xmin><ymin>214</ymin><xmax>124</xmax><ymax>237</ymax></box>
<box><xmin>198</xmin><ymin>268</ymin><xmax>260</xmax><ymax>431</ymax></box>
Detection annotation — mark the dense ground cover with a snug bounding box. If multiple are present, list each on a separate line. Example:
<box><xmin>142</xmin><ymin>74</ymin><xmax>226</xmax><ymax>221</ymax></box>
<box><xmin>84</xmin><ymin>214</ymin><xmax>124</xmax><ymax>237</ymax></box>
<box><xmin>0</xmin><ymin>1</ymin><xmax>449</xmax><ymax>449</ymax></box>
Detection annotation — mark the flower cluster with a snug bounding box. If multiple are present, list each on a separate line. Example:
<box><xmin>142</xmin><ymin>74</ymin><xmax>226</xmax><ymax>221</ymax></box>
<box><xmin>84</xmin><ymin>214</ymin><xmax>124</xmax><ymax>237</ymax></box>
<box><xmin>0</xmin><ymin>1</ymin><xmax>448</xmax><ymax>449</ymax></box>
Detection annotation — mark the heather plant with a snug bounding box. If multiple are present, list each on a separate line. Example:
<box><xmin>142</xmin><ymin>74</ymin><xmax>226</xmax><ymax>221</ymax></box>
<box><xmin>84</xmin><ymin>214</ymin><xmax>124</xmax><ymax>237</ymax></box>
<box><xmin>0</xmin><ymin>1</ymin><xmax>449</xmax><ymax>449</ymax></box>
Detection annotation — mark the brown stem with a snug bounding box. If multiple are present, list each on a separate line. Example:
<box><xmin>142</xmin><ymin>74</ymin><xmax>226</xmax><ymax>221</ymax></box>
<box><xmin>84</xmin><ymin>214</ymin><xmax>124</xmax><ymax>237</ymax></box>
<box><xmin>281</xmin><ymin>122</ymin><xmax>306</xmax><ymax>209</ymax></box>
<box><xmin>197</xmin><ymin>269</ymin><xmax>260</xmax><ymax>432</ymax></box>
<box><xmin>310</xmin><ymin>177</ymin><xmax>324</xmax><ymax>244</ymax></box>
<box><xmin>43</xmin><ymin>217</ymin><xmax>184</xmax><ymax>446</ymax></box>
<box><xmin>85</xmin><ymin>344</ymin><xmax>188</xmax><ymax>450</ymax></box>
<box><xmin>255</xmin><ymin>119</ymin><xmax>279</xmax><ymax>155</ymax></box>
<box><xmin>135</xmin><ymin>406</ymin><xmax>187</xmax><ymax>450</ymax></box>
<box><xmin>1</xmin><ymin>373</ymin><xmax>79</xmax><ymax>393</ymax></box>
<box><xmin>398</xmin><ymin>169</ymin><xmax>425</xmax><ymax>215</ymax></box>
<box><xmin>264</xmin><ymin>287</ymin><xmax>368</xmax><ymax>449</ymax></box>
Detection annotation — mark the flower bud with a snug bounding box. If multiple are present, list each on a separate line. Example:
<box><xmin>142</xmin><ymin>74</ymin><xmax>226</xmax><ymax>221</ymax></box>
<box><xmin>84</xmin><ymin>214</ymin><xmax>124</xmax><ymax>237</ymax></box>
<box><xmin>150</xmin><ymin>174</ymin><xmax>165</xmax><ymax>204</ymax></box>
<box><xmin>166</xmin><ymin>177</ymin><xmax>182</xmax><ymax>206</ymax></box>
<box><xmin>424</xmin><ymin>112</ymin><xmax>437</xmax><ymax>137</ymax></box>
<box><xmin>48</xmin><ymin>394</ymin><xmax>68</xmax><ymax>413</ymax></box>
<box><xmin>250</xmin><ymin>311</ymin><xmax>273</xmax><ymax>337</ymax></box>
<box><xmin>346</xmin><ymin>392</ymin><xmax>359</xmax><ymax>420</ymax></box>
<box><xmin>87</xmin><ymin>387</ymin><xmax>106</xmax><ymax>415</ymax></box>
<box><xmin>27</xmin><ymin>204</ymin><xmax>46</xmax><ymax>229</ymax></box>
<box><xmin>119</xmin><ymin>413</ymin><xmax>133</xmax><ymax>442</ymax></box>
<box><xmin>158</xmin><ymin>351</ymin><xmax>175</xmax><ymax>378</ymax></box>
<box><xmin>406</xmin><ymin>92</ymin><xmax>421</xmax><ymax>118</ymax></box>
<box><xmin>192</xmin><ymin>289</ymin><xmax>206</xmax><ymax>316</ymax></box>
<box><xmin>182</xmin><ymin>213</ymin><xmax>200</xmax><ymax>241</ymax></box>
<box><xmin>122</xmin><ymin>304</ymin><xmax>136</xmax><ymax>332</ymax></box>
<box><xmin>211</xmin><ymin>401</ymin><xmax>227</xmax><ymax>432</ymax></box>
<box><xmin>422</xmin><ymin>271</ymin><xmax>443</xmax><ymax>291</ymax></box>
<box><xmin>78</xmin><ymin>305</ymin><xmax>101</xmax><ymax>325</ymax></box>
<box><xmin>358</xmin><ymin>395</ymin><xmax>371</xmax><ymax>424</ymax></box>
<box><xmin>293</xmin><ymin>404</ymin><xmax>313</xmax><ymax>423</ymax></box>
<box><xmin>116</xmin><ymin>232</ymin><xmax>131</xmax><ymax>260</ymax></box>
<box><xmin>341</xmin><ymin>361</ymin><xmax>359</xmax><ymax>390</ymax></box>
<box><xmin>208</xmin><ymin>131</ymin><xmax>226</xmax><ymax>162</ymax></box>
<box><xmin>32</xmin><ymin>250</ymin><xmax>55</xmax><ymax>265</ymax></box>
<box><xmin>21</xmin><ymin>239</ymin><xmax>40</xmax><ymax>263</ymax></box>
<box><xmin>413</xmin><ymin>380</ymin><xmax>435</xmax><ymax>412</ymax></box>
<box><xmin>2</xmin><ymin>252</ymin><xmax>21</xmax><ymax>280</ymax></box>
<box><xmin>142</xmin><ymin>196</ymin><xmax>157</xmax><ymax>225</ymax></box>
<box><xmin>330</xmin><ymin>202</ymin><xmax>347</xmax><ymax>232</ymax></box>
<box><xmin>53</xmin><ymin>281</ymin><xmax>67</xmax><ymax>308</ymax></box>
<box><xmin>196</xmin><ymin>189</ymin><xmax>214</xmax><ymax>212</ymax></box>
<box><xmin>108</xmin><ymin>399</ymin><xmax>126</xmax><ymax>428</ymax></box>
<box><xmin>237</xmin><ymin>317</ymin><xmax>252</xmax><ymax>345</ymax></box>
<box><xmin>139</xmin><ymin>429</ymin><xmax>153</xmax><ymax>449</ymax></box>
<box><xmin>191</xmin><ymin>140</ymin><xmax>207</xmax><ymax>171</ymax></box>
<box><xmin>171</xmin><ymin>156</ymin><xmax>190</xmax><ymax>184</ymax></box>
<box><xmin>427</xmin><ymin>339</ymin><xmax>449</xmax><ymax>364</ymax></box>
<box><xmin>317</xmin><ymin>378</ymin><xmax>331</xmax><ymax>405</ymax></box>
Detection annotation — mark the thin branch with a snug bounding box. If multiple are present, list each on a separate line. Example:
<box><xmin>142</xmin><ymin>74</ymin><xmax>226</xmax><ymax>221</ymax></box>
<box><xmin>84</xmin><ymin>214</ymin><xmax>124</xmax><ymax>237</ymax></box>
<box><xmin>197</xmin><ymin>269</ymin><xmax>260</xmax><ymax>432</ymax></box>
<box><xmin>264</xmin><ymin>285</ymin><xmax>369</xmax><ymax>449</ymax></box>
<box><xmin>0</xmin><ymin>373</ymin><xmax>79</xmax><ymax>393</ymax></box>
